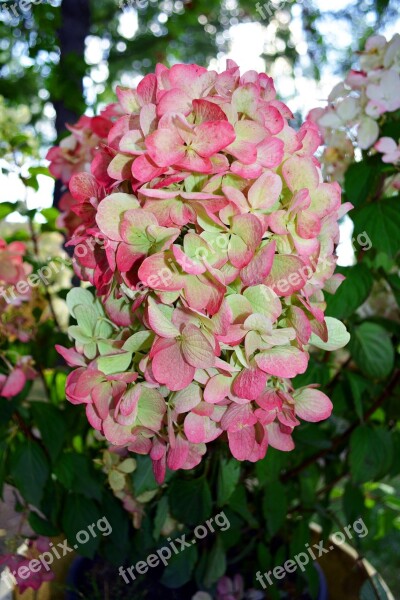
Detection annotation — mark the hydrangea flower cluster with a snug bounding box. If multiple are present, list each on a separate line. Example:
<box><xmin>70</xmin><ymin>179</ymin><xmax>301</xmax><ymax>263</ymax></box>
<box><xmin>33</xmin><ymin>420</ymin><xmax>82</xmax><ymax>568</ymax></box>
<box><xmin>0</xmin><ymin>240</ymin><xmax>37</xmax><ymax>397</ymax></box>
<box><xmin>308</xmin><ymin>34</ymin><xmax>400</xmax><ymax>182</ymax></box>
<box><xmin>51</xmin><ymin>61</ymin><xmax>350</xmax><ymax>482</ymax></box>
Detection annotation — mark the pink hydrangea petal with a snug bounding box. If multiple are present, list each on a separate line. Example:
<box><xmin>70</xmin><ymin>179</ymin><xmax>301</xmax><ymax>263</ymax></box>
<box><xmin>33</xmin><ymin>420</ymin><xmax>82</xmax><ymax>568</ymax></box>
<box><xmin>255</xmin><ymin>346</ymin><xmax>308</xmax><ymax>378</ymax></box>
<box><xmin>153</xmin><ymin>454</ymin><xmax>167</xmax><ymax>484</ymax></box>
<box><xmin>181</xmin><ymin>324</ymin><xmax>216</xmax><ymax>369</ymax></box>
<box><xmin>138</xmin><ymin>252</ymin><xmax>184</xmax><ymax>292</ymax></box>
<box><xmin>264</xmin><ymin>255</ymin><xmax>307</xmax><ymax>296</ymax></box>
<box><xmin>266</xmin><ymin>422</ymin><xmax>295</xmax><ymax>451</ymax></box>
<box><xmin>102</xmin><ymin>415</ymin><xmax>136</xmax><ymax>445</ymax></box>
<box><xmin>1</xmin><ymin>368</ymin><xmax>26</xmax><ymax>397</ymax></box>
<box><xmin>257</xmin><ymin>136</ymin><xmax>285</xmax><ymax>167</ymax></box>
<box><xmin>248</xmin><ymin>170</ymin><xmax>282</xmax><ymax>210</ymax></box>
<box><xmin>240</xmin><ymin>241</ymin><xmax>276</xmax><ymax>287</ymax></box>
<box><xmin>56</xmin><ymin>345</ymin><xmax>87</xmax><ymax>367</ymax></box>
<box><xmin>147</xmin><ymin>297</ymin><xmax>180</xmax><ymax>338</ymax></box>
<box><xmin>177</xmin><ymin>151</ymin><xmax>212</xmax><ymax>173</ymax></box>
<box><xmin>131</xmin><ymin>153</ymin><xmax>167</xmax><ymax>182</ymax></box>
<box><xmin>146</xmin><ymin>127</ymin><xmax>185</xmax><ymax>167</ymax></box>
<box><xmin>174</xmin><ymin>383</ymin><xmax>203</xmax><ymax>413</ymax></box>
<box><xmin>375</xmin><ymin>136</ymin><xmax>397</xmax><ymax>154</ymax></box>
<box><xmin>263</xmin><ymin>104</ymin><xmax>285</xmax><ymax>134</ymax></box>
<box><xmin>228</xmin><ymin>427</ymin><xmax>256</xmax><ymax>461</ymax></box>
<box><xmin>293</xmin><ymin>388</ymin><xmax>333</xmax><ymax>422</ymax></box>
<box><xmin>192</xmin><ymin>99</ymin><xmax>228</xmax><ymax>124</ymax></box>
<box><xmin>137</xmin><ymin>73</ymin><xmax>157</xmax><ymax>104</ymax></box>
<box><xmin>221</xmin><ymin>403</ymin><xmax>257</xmax><ymax>432</ymax></box>
<box><xmin>204</xmin><ymin>374</ymin><xmax>232</xmax><ymax>404</ymax></box>
<box><xmin>167</xmin><ymin>434</ymin><xmax>190</xmax><ymax>470</ymax></box>
<box><xmin>232</xmin><ymin>365</ymin><xmax>268</xmax><ymax>400</ymax></box>
<box><xmin>96</xmin><ymin>193</ymin><xmax>139</xmax><ymax>240</ymax></box>
<box><xmin>152</xmin><ymin>340</ymin><xmax>195</xmax><ymax>391</ymax></box>
<box><xmin>286</xmin><ymin>306</ymin><xmax>312</xmax><ymax>345</ymax></box>
<box><xmin>282</xmin><ymin>156</ymin><xmax>320</xmax><ymax>192</ymax></box>
<box><xmin>192</xmin><ymin>121</ymin><xmax>236</xmax><ymax>157</ymax></box>
<box><xmin>184</xmin><ymin>413</ymin><xmax>221</xmax><ymax>443</ymax></box>
<box><xmin>69</xmin><ymin>173</ymin><xmax>98</xmax><ymax>201</ymax></box>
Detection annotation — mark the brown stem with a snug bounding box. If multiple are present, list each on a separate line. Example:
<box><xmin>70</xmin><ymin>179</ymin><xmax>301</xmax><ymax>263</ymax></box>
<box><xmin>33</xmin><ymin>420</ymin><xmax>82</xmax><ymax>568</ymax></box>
<box><xmin>28</xmin><ymin>217</ymin><xmax>39</xmax><ymax>257</ymax></box>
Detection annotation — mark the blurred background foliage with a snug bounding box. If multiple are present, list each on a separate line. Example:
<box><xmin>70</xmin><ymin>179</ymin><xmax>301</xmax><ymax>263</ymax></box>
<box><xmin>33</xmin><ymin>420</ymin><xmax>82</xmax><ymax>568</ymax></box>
<box><xmin>0</xmin><ymin>0</ymin><xmax>398</xmax><ymax>145</ymax></box>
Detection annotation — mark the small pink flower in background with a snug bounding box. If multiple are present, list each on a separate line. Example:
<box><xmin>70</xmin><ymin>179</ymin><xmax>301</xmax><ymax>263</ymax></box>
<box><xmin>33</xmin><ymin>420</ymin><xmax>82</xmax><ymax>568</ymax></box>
<box><xmin>374</xmin><ymin>137</ymin><xmax>400</xmax><ymax>164</ymax></box>
<box><xmin>0</xmin><ymin>239</ymin><xmax>32</xmax><ymax>291</ymax></box>
<box><xmin>0</xmin><ymin>357</ymin><xmax>36</xmax><ymax>398</ymax></box>
<box><xmin>192</xmin><ymin>575</ymin><xmax>265</xmax><ymax>600</ymax></box>
<box><xmin>309</xmin><ymin>33</ymin><xmax>400</xmax><ymax>175</ymax></box>
<box><xmin>46</xmin><ymin>115</ymin><xmax>112</xmax><ymax>184</ymax></box>
<box><xmin>0</xmin><ymin>537</ymin><xmax>54</xmax><ymax>594</ymax></box>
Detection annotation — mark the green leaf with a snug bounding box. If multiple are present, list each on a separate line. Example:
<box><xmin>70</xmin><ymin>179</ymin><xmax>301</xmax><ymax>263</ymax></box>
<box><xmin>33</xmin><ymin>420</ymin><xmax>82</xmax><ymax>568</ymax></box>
<box><xmin>11</xmin><ymin>439</ymin><xmax>50</xmax><ymax>506</ymax></box>
<box><xmin>217</xmin><ymin>458</ymin><xmax>240</xmax><ymax>506</ymax></box>
<box><xmin>161</xmin><ymin>543</ymin><xmax>198</xmax><ymax>588</ymax></box>
<box><xmin>255</xmin><ymin>448</ymin><xmax>289</xmax><ymax>485</ymax></box>
<box><xmin>0</xmin><ymin>201</ymin><xmax>16</xmax><ymax>219</ymax></box>
<box><xmin>289</xmin><ymin>518</ymin><xmax>311</xmax><ymax>558</ymax></box>
<box><xmin>346</xmin><ymin>372</ymin><xmax>369</xmax><ymax>419</ymax></box>
<box><xmin>101</xmin><ymin>492</ymin><xmax>131</xmax><ymax>566</ymax></box>
<box><xmin>62</xmin><ymin>494</ymin><xmax>101</xmax><ymax>558</ymax></box>
<box><xmin>300</xmin><ymin>465</ymin><xmax>319</xmax><ymax>507</ymax></box>
<box><xmin>292</xmin><ymin>358</ymin><xmax>331</xmax><ymax>388</ymax></box>
<box><xmin>343</xmin><ymin>482</ymin><xmax>365</xmax><ymax>525</ymax></box>
<box><xmin>197</xmin><ymin>537</ymin><xmax>226</xmax><ymax>588</ymax></box>
<box><xmin>30</xmin><ymin>402</ymin><xmax>66</xmax><ymax>462</ymax></box>
<box><xmin>40</xmin><ymin>207</ymin><xmax>59</xmax><ymax>230</ymax></box>
<box><xmin>350</xmin><ymin>425</ymin><xmax>394</xmax><ymax>484</ymax></box>
<box><xmin>349</xmin><ymin>323</ymin><xmax>394</xmax><ymax>380</ymax></box>
<box><xmin>0</xmin><ymin>439</ymin><xmax>8</xmax><ymax>497</ymax></box>
<box><xmin>386</xmin><ymin>273</ymin><xmax>400</xmax><ymax>308</ymax></box>
<box><xmin>344</xmin><ymin>160</ymin><xmax>383</xmax><ymax>208</ymax></box>
<box><xmin>169</xmin><ymin>477</ymin><xmax>212</xmax><ymax>526</ymax></box>
<box><xmin>28</xmin><ymin>512</ymin><xmax>60</xmax><ymax>537</ymax></box>
<box><xmin>132</xmin><ymin>455</ymin><xmax>159</xmax><ymax>496</ymax></box>
<box><xmin>352</xmin><ymin>198</ymin><xmax>400</xmax><ymax>257</ymax></box>
<box><xmin>54</xmin><ymin>453</ymin><xmax>103</xmax><ymax>501</ymax></box>
<box><xmin>229</xmin><ymin>486</ymin><xmax>258</xmax><ymax>527</ymax></box>
<box><xmin>153</xmin><ymin>495</ymin><xmax>169</xmax><ymax>541</ymax></box>
<box><xmin>262</xmin><ymin>481</ymin><xmax>287</xmax><ymax>536</ymax></box>
<box><xmin>29</xmin><ymin>166</ymin><xmax>52</xmax><ymax>178</ymax></box>
<box><xmin>325</xmin><ymin>264</ymin><xmax>373</xmax><ymax>320</ymax></box>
